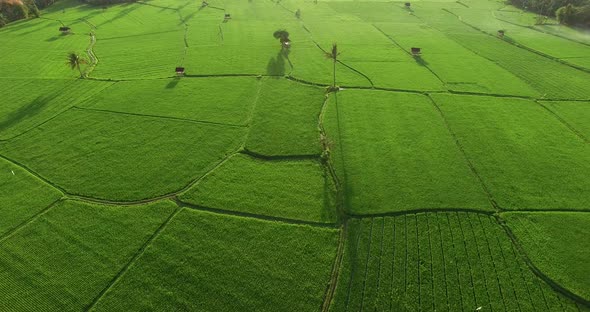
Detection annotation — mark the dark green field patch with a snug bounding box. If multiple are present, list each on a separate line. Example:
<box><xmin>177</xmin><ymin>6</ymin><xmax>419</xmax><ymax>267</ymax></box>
<box><xmin>245</xmin><ymin>78</ymin><xmax>324</xmax><ymax>156</ymax></box>
<box><xmin>0</xmin><ymin>200</ymin><xmax>176</xmax><ymax>311</ymax></box>
<box><xmin>0</xmin><ymin>109</ymin><xmax>245</xmax><ymax>201</ymax></box>
<box><xmin>503</xmin><ymin>211</ymin><xmax>590</xmax><ymax>301</ymax></box>
<box><xmin>91</xmin><ymin>208</ymin><xmax>339</xmax><ymax>311</ymax></box>
<box><xmin>325</xmin><ymin>90</ymin><xmax>491</xmax><ymax>215</ymax></box>
<box><xmin>179</xmin><ymin>154</ymin><xmax>335</xmax><ymax>223</ymax></box>
<box><xmin>331</xmin><ymin>212</ymin><xmax>585</xmax><ymax>312</ymax></box>
<box><xmin>432</xmin><ymin>93</ymin><xmax>590</xmax><ymax>209</ymax></box>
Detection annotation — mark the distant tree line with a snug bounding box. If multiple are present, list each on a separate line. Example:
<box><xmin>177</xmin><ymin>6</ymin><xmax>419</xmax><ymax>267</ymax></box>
<box><xmin>508</xmin><ymin>0</ymin><xmax>590</xmax><ymax>26</ymax></box>
<box><xmin>0</xmin><ymin>0</ymin><xmax>135</xmax><ymax>28</ymax></box>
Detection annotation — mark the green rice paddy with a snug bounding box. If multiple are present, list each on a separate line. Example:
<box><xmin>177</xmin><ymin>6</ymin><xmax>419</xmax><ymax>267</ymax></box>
<box><xmin>0</xmin><ymin>0</ymin><xmax>588</xmax><ymax>309</ymax></box>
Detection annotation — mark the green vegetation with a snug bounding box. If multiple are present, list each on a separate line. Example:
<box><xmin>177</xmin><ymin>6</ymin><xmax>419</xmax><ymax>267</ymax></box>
<box><xmin>0</xmin><ymin>109</ymin><xmax>245</xmax><ymax>200</ymax></box>
<box><xmin>0</xmin><ymin>199</ymin><xmax>176</xmax><ymax>311</ymax></box>
<box><xmin>432</xmin><ymin>93</ymin><xmax>590</xmax><ymax>209</ymax></box>
<box><xmin>503</xmin><ymin>212</ymin><xmax>590</xmax><ymax>301</ymax></box>
<box><xmin>80</xmin><ymin>77</ymin><xmax>261</xmax><ymax>126</ymax></box>
<box><xmin>179</xmin><ymin>154</ymin><xmax>335</xmax><ymax>223</ymax></box>
<box><xmin>90</xmin><ymin>208</ymin><xmax>339</xmax><ymax>311</ymax></box>
<box><xmin>0</xmin><ymin>157</ymin><xmax>61</xmax><ymax>236</ymax></box>
<box><xmin>245</xmin><ymin>78</ymin><xmax>324</xmax><ymax>156</ymax></box>
<box><xmin>325</xmin><ymin>90</ymin><xmax>491</xmax><ymax>214</ymax></box>
<box><xmin>331</xmin><ymin>212</ymin><xmax>586</xmax><ymax>311</ymax></box>
<box><xmin>0</xmin><ymin>0</ymin><xmax>589</xmax><ymax>310</ymax></box>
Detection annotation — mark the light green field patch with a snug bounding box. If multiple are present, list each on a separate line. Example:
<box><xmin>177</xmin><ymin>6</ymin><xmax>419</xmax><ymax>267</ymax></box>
<box><xmin>503</xmin><ymin>211</ymin><xmax>590</xmax><ymax>301</ymax></box>
<box><xmin>541</xmin><ymin>101</ymin><xmax>590</xmax><ymax>140</ymax></box>
<box><xmin>0</xmin><ymin>78</ymin><xmax>114</xmax><ymax>140</ymax></box>
<box><xmin>91</xmin><ymin>208</ymin><xmax>339</xmax><ymax>311</ymax></box>
<box><xmin>0</xmin><ymin>200</ymin><xmax>176</xmax><ymax>311</ymax></box>
<box><xmin>374</xmin><ymin>22</ymin><xmax>540</xmax><ymax>96</ymax></box>
<box><xmin>432</xmin><ymin>93</ymin><xmax>590</xmax><ymax>209</ymax></box>
<box><xmin>0</xmin><ymin>157</ymin><xmax>62</xmax><ymax>237</ymax></box>
<box><xmin>0</xmin><ymin>18</ymin><xmax>90</xmax><ymax>79</ymax></box>
<box><xmin>80</xmin><ymin>77</ymin><xmax>261</xmax><ymax>126</ymax></box>
<box><xmin>0</xmin><ymin>109</ymin><xmax>245</xmax><ymax>201</ymax></box>
<box><xmin>325</xmin><ymin>90</ymin><xmax>491</xmax><ymax>214</ymax></box>
<box><xmin>246</xmin><ymin>78</ymin><xmax>323</xmax><ymax>156</ymax></box>
<box><xmin>179</xmin><ymin>154</ymin><xmax>335</xmax><ymax>223</ymax></box>
<box><xmin>92</xmin><ymin>30</ymin><xmax>185</xmax><ymax>79</ymax></box>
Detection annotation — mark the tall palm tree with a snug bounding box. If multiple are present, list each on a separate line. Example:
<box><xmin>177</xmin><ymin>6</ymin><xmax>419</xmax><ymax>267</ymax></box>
<box><xmin>66</xmin><ymin>52</ymin><xmax>87</xmax><ymax>78</ymax></box>
<box><xmin>325</xmin><ymin>43</ymin><xmax>339</xmax><ymax>88</ymax></box>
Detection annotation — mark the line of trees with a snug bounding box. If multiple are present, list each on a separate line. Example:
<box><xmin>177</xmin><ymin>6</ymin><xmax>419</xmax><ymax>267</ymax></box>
<box><xmin>508</xmin><ymin>0</ymin><xmax>590</xmax><ymax>26</ymax></box>
<box><xmin>0</xmin><ymin>0</ymin><xmax>42</xmax><ymax>27</ymax></box>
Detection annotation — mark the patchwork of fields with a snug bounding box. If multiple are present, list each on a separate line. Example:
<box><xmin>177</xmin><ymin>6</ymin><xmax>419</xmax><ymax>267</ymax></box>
<box><xmin>0</xmin><ymin>0</ymin><xmax>588</xmax><ymax>310</ymax></box>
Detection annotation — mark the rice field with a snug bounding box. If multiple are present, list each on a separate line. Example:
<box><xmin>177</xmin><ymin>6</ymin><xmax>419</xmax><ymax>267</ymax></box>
<box><xmin>0</xmin><ymin>0</ymin><xmax>589</xmax><ymax>309</ymax></box>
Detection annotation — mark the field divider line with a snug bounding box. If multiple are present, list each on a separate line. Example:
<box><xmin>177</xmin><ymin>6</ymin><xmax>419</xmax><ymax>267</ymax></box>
<box><xmin>442</xmin><ymin>9</ymin><xmax>590</xmax><ymax>75</ymax></box>
<box><xmin>319</xmin><ymin>90</ymin><xmax>348</xmax><ymax>311</ymax></box>
<box><xmin>426</xmin><ymin>94</ymin><xmax>499</xmax><ymax>211</ymax></box>
<box><xmin>85</xmin><ymin>206</ymin><xmax>182</xmax><ymax>311</ymax></box>
<box><xmin>534</xmin><ymin>101</ymin><xmax>589</xmax><ymax>144</ymax></box>
<box><xmin>0</xmin><ymin>153</ymin><xmax>67</xmax><ymax>194</ymax></box>
<box><xmin>84</xmin><ymin>32</ymin><xmax>98</xmax><ymax>78</ymax></box>
<box><xmin>415</xmin><ymin>215</ymin><xmax>422</xmax><ymax>311</ymax></box>
<box><xmin>493</xmin><ymin>214</ymin><xmax>590</xmax><ymax>308</ymax></box>
<box><xmin>71</xmin><ymin>106</ymin><xmax>246</xmax><ymax>128</ymax></box>
<box><xmin>321</xmin><ymin>222</ymin><xmax>347</xmax><ymax>312</ymax></box>
<box><xmin>336</xmin><ymin>60</ymin><xmax>375</xmax><ymax>88</ymax></box>
<box><xmin>67</xmin><ymin>150</ymin><xmax>240</xmax><ymax>206</ymax></box>
<box><xmin>174</xmin><ymin>198</ymin><xmax>338</xmax><ymax>228</ymax></box>
<box><xmin>0</xmin><ymin>198</ymin><xmax>64</xmax><ymax>244</ymax></box>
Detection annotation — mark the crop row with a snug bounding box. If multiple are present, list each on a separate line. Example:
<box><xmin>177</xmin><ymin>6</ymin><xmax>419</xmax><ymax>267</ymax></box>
<box><xmin>331</xmin><ymin>212</ymin><xmax>586</xmax><ymax>311</ymax></box>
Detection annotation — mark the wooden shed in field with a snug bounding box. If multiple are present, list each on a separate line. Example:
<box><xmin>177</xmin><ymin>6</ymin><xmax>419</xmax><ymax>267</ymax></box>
<box><xmin>59</xmin><ymin>26</ymin><xmax>71</xmax><ymax>34</ymax></box>
<box><xmin>175</xmin><ymin>67</ymin><xmax>185</xmax><ymax>76</ymax></box>
<box><xmin>411</xmin><ymin>47</ymin><xmax>421</xmax><ymax>55</ymax></box>
<box><xmin>497</xmin><ymin>30</ymin><xmax>505</xmax><ymax>38</ymax></box>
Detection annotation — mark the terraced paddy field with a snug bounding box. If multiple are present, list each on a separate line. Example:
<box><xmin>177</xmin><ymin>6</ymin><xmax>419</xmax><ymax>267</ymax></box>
<box><xmin>0</xmin><ymin>0</ymin><xmax>588</xmax><ymax>310</ymax></box>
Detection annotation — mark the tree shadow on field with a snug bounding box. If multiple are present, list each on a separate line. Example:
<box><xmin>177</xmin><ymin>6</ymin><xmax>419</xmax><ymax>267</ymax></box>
<box><xmin>266</xmin><ymin>49</ymin><xmax>288</xmax><ymax>77</ymax></box>
<box><xmin>166</xmin><ymin>77</ymin><xmax>181</xmax><ymax>89</ymax></box>
<box><xmin>0</xmin><ymin>95</ymin><xmax>52</xmax><ymax>133</ymax></box>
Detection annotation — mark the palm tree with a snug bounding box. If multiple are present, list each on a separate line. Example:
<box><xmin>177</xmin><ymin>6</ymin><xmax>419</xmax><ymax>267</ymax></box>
<box><xmin>325</xmin><ymin>43</ymin><xmax>339</xmax><ymax>88</ymax></box>
<box><xmin>66</xmin><ymin>52</ymin><xmax>87</xmax><ymax>78</ymax></box>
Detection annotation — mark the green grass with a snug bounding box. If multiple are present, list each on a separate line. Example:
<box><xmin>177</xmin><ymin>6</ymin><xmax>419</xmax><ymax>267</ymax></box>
<box><xmin>0</xmin><ymin>78</ymin><xmax>114</xmax><ymax>140</ymax></box>
<box><xmin>79</xmin><ymin>77</ymin><xmax>261</xmax><ymax>126</ymax></box>
<box><xmin>0</xmin><ymin>109</ymin><xmax>245</xmax><ymax>201</ymax></box>
<box><xmin>91</xmin><ymin>208</ymin><xmax>339</xmax><ymax>311</ymax></box>
<box><xmin>0</xmin><ymin>199</ymin><xmax>176</xmax><ymax>311</ymax></box>
<box><xmin>374</xmin><ymin>22</ymin><xmax>540</xmax><ymax>96</ymax></box>
<box><xmin>0</xmin><ymin>18</ymin><xmax>90</xmax><ymax>79</ymax></box>
<box><xmin>331</xmin><ymin>212</ymin><xmax>585</xmax><ymax>311</ymax></box>
<box><xmin>245</xmin><ymin>78</ymin><xmax>324</xmax><ymax>156</ymax></box>
<box><xmin>541</xmin><ymin>100</ymin><xmax>590</xmax><ymax>140</ymax></box>
<box><xmin>325</xmin><ymin>90</ymin><xmax>491</xmax><ymax>214</ymax></box>
<box><xmin>179</xmin><ymin>154</ymin><xmax>336</xmax><ymax>223</ymax></box>
<box><xmin>503</xmin><ymin>211</ymin><xmax>590</xmax><ymax>301</ymax></box>
<box><xmin>432</xmin><ymin>93</ymin><xmax>590</xmax><ymax>209</ymax></box>
<box><xmin>0</xmin><ymin>157</ymin><xmax>62</xmax><ymax>237</ymax></box>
